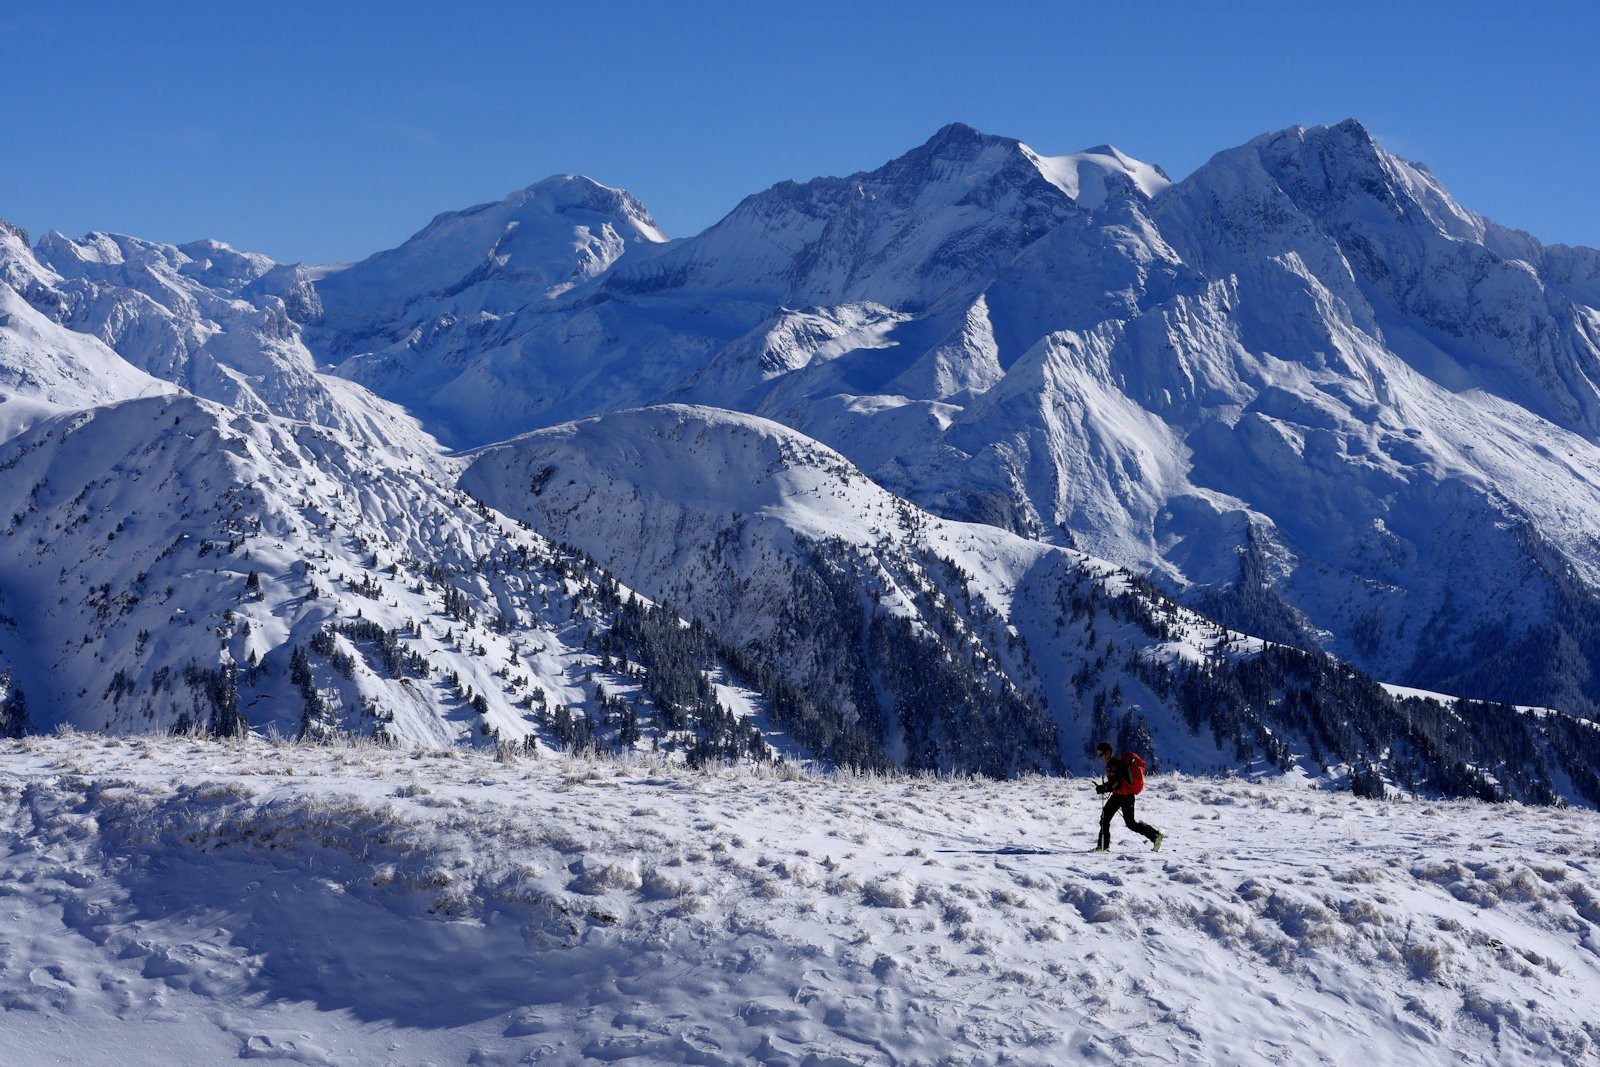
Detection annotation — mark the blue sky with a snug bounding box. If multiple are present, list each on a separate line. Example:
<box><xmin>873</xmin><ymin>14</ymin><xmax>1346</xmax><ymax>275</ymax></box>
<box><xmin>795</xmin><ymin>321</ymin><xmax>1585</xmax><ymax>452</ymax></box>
<box><xmin>2</xmin><ymin>1</ymin><xmax>1596</xmax><ymax>263</ymax></box>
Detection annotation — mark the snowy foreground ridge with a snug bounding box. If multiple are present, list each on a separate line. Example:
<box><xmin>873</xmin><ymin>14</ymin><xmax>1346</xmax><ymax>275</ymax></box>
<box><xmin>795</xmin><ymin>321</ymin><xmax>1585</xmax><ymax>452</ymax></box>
<box><xmin>3</xmin><ymin>735</ymin><xmax>1598</xmax><ymax>1066</ymax></box>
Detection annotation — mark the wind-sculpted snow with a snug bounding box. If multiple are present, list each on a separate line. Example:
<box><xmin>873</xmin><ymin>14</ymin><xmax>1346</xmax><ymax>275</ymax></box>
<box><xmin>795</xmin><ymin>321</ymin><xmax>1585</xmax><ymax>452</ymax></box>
<box><xmin>3</xmin><ymin>734</ymin><xmax>1598</xmax><ymax>1065</ymax></box>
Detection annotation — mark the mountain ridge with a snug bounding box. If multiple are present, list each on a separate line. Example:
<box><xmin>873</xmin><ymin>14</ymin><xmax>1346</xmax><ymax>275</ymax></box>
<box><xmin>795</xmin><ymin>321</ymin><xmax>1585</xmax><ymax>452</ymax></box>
<box><xmin>8</xmin><ymin>119</ymin><xmax>1600</xmax><ymax>798</ymax></box>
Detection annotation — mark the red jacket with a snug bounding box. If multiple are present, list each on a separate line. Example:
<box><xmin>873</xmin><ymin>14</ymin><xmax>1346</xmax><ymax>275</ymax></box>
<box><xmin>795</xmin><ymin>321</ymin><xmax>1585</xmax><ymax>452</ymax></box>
<box><xmin>1106</xmin><ymin>752</ymin><xmax>1146</xmax><ymax>795</ymax></box>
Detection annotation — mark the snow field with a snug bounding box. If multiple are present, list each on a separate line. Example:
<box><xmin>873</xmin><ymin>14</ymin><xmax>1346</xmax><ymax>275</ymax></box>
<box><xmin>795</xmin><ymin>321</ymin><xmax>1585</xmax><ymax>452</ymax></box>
<box><xmin>3</xmin><ymin>734</ymin><xmax>1598</xmax><ymax>1065</ymax></box>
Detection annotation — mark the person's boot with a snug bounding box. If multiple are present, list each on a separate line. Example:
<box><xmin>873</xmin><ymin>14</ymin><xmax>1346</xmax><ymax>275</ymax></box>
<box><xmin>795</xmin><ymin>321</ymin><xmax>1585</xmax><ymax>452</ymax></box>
<box><xmin>1151</xmin><ymin>832</ymin><xmax>1165</xmax><ymax>852</ymax></box>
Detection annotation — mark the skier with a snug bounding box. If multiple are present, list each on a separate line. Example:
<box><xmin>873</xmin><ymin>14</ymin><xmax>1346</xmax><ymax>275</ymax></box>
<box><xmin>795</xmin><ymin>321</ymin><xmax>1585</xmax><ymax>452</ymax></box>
<box><xmin>1093</xmin><ymin>741</ymin><xmax>1164</xmax><ymax>852</ymax></box>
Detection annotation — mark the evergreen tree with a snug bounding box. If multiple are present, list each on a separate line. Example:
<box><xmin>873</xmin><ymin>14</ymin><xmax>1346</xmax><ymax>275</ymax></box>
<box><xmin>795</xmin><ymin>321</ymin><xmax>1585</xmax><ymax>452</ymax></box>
<box><xmin>0</xmin><ymin>675</ymin><xmax>27</xmax><ymax>739</ymax></box>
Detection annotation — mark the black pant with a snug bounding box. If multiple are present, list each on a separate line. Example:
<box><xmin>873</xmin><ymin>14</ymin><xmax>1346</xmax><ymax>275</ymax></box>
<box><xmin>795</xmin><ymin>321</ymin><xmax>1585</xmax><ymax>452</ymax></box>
<box><xmin>1098</xmin><ymin>794</ymin><xmax>1159</xmax><ymax>849</ymax></box>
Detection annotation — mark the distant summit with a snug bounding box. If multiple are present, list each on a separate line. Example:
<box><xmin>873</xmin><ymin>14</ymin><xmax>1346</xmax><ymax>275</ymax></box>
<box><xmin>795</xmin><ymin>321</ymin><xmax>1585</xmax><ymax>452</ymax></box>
<box><xmin>311</xmin><ymin>173</ymin><xmax>667</xmax><ymax>356</ymax></box>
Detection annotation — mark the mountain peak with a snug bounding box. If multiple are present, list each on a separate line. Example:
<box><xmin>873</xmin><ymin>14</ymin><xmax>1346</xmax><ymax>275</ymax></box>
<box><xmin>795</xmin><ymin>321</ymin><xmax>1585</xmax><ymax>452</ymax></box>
<box><xmin>1331</xmin><ymin>116</ymin><xmax>1377</xmax><ymax>142</ymax></box>
<box><xmin>1178</xmin><ymin>117</ymin><xmax>1439</xmax><ymax>223</ymax></box>
<box><xmin>599</xmin><ymin>121</ymin><xmax>1081</xmax><ymax>309</ymax></box>
<box><xmin>1023</xmin><ymin>143</ymin><xmax>1172</xmax><ymax>208</ymax></box>
<box><xmin>310</xmin><ymin>173</ymin><xmax>667</xmax><ymax>355</ymax></box>
<box><xmin>893</xmin><ymin>123</ymin><xmax>1034</xmax><ymax>172</ymax></box>
<box><xmin>1254</xmin><ymin>117</ymin><xmax>1385</xmax><ymax>165</ymax></box>
<box><xmin>903</xmin><ymin>128</ymin><xmax>1171</xmax><ymax>207</ymax></box>
<box><xmin>1161</xmin><ymin>116</ymin><xmax>1493</xmax><ymax>270</ymax></box>
<box><xmin>921</xmin><ymin>121</ymin><xmax>998</xmax><ymax>149</ymax></box>
<box><xmin>517</xmin><ymin>174</ymin><xmax>663</xmax><ymax>235</ymax></box>
<box><xmin>526</xmin><ymin>172</ymin><xmax>606</xmax><ymax>193</ymax></box>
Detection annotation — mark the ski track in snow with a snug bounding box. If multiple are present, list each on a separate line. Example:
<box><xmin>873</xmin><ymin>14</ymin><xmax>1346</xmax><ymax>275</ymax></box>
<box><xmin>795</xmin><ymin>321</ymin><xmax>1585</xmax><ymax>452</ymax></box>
<box><xmin>3</xmin><ymin>735</ymin><xmax>1598</xmax><ymax>1066</ymax></box>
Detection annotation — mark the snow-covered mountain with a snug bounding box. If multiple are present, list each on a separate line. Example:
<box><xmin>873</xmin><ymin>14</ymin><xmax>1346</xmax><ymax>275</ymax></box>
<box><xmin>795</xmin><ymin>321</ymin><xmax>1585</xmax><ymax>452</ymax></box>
<box><xmin>312</xmin><ymin>174</ymin><xmax>667</xmax><ymax>356</ymax></box>
<box><xmin>601</xmin><ymin>123</ymin><xmax>1088</xmax><ymax>309</ymax></box>
<box><xmin>30</xmin><ymin>229</ymin><xmax>335</xmax><ymax>419</ymax></box>
<box><xmin>463</xmin><ymin>403</ymin><xmax>1065</xmax><ymax>776</ymax></box>
<box><xmin>320</xmin><ymin>124</ymin><xmax>1167</xmax><ymax>447</ymax></box>
<box><xmin>314</xmin><ymin>120</ymin><xmax>1600</xmax><ymax>718</ymax></box>
<box><xmin>0</xmin><ymin>220</ymin><xmax>177</xmax><ymax>440</ymax></box>
<box><xmin>462</xmin><ymin>403</ymin><xmax>1600</xmax><ymax>801</ymax></box>
<box><xmin>312</xmin><ymin>123</ymin><xmax>1179</xmax><ymax>444</ymax></box>
<box><xmin>894</xmin><ymin>120</ymin><xmax>1600</xmax><ymax>713</ymax></box>
<box><xmin>0</xmin><ymin>281</ymin><xmax>173</xmax><ymax>442</ymax></box>
<box><xmin>0</xmin><ymin>391</ymin><xmax>792</xmax><ymax>763</ymax></box>
<box><xmin>8</xmin><ymin>118</ymin><xmax>1600</xmax><ymax>800</ymax></box>
<box><xmin>0</xmin><ymin>214</ymin><xmax>802</xmax><ymax>767</ymax></box>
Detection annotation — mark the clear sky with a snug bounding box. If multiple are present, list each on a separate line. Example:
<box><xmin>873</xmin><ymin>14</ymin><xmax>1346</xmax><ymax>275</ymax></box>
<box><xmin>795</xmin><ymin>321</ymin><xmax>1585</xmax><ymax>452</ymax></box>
<box><xmin>2</xmin><ymin>1</ymin><xmax>1596</xmax><ymax>264</ymax></box>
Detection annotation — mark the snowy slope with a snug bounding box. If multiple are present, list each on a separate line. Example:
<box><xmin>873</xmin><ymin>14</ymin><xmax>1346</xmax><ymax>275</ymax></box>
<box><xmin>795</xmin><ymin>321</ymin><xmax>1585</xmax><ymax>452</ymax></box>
<box><xmin>1028</xmin><ymin>143</ymin><xmax>1172</xmax><ymax>209</ymax></box>
<box><xmin>0</xmin><ymin>393</ymin><xmax>789</xmax><ymax>762</ymax></box>
<box><xmin>308</xmin><ymin>174</ymin><xmax>673</xmax><ymax>447</ymax></box>
<box><xmin>2</xmin><ymin>220</ymin><xmax>449</xmax><ymax>488</ymax></box>
<box><xmin>461</xmin><ymin>403</ymin><xmax>1260</xmax><ymax>775</ymax></box>
<box><xmin>313</xmin><ymin>174</ymin><xmax>667</xmax><ymax>356</ymax></box>
<box><xmin>3</xmin><ymin>219</ymin><xmax>469</xmax><ymax>477</ymax></box>
<box><xmin>461</xmin><ymin>404</ymin><xmax>1600</xmax><ymax>801</ymax></box>
<box><xmin>463</xmin><ymin>404</ymin><xmax>1066</xmax><ymax>776</ymax></box>
<box><xmin>8</xmin><ymin>219</ymin><xmax>486</xmax><ymax>475</ymax></box>
<box><xmin>0</xmin><ymin>280</ymin><xmax>176</xmax><ymax>441</ymax></box>
<box><xmin>26</xmin><ymin>227</ymin><xmax>344</xmax><ymax>427</ymax></box>
<box><xmin>4</xmin><ymin>734</ymin><xmax>1598</xmax><ymax>1066</ymax></box>
<box><xmin>0</xmin><ymin>219</ymin><xmax>179</xmax><ymax>440</ymax></box>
